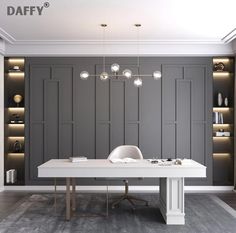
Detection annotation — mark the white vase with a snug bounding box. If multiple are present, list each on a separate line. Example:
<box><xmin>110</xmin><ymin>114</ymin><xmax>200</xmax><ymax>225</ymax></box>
<box><xmin>224</xmin><ymin>97</ymin><xmax>228</xmax><ymax>107</ymax></box>
<box><xmin>218</xmin><ymin>93</ymin><xmax>223</xmax><ymax>106</ymax></box>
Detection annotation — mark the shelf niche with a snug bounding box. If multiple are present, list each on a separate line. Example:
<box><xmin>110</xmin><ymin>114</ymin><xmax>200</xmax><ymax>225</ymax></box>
<box><xmin>4</xmin><ymin>57</ymin><xmax>25</xmax><ymax>186</ymax></box>
<box><xmin>212</xmin><ymin>57</ymin><xmax>235</xmax><ymax>186</ymax></box>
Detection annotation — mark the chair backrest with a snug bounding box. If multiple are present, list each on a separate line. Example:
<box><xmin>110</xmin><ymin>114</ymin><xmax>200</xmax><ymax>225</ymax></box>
<box><xmin>108</xmin><ymin>145</ymin><xmax>143</xmax><ymax>160</ymax></box>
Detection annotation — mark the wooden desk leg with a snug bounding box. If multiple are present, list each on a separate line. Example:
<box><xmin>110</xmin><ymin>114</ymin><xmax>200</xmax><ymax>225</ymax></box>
<box><xmin>66</xmin><ymin>178</ymin><xmax>71</xmax><ymax>221</ymax></box>
<box><xmin>72</xmin><ymin>178</ymin><xmax>76</xmax><ymax>212</ymax></box>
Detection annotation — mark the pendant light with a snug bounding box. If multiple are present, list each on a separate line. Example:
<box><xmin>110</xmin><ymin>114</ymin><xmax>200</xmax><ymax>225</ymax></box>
<box><xmin>80</xmin><ymin>24</ymin><xmax>162</xmax><ymax>87</ymax></box>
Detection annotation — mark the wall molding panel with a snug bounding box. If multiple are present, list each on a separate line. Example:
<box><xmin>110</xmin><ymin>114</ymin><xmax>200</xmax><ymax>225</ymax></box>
<box><xmin>25</xmin><ymin>57</ymin><xmax>212</xmax><ymax>185</ymax></box>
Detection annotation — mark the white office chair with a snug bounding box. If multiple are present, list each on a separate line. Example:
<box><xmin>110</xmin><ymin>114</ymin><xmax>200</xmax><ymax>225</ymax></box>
<box><xmin>108</xmin><ymin>145</ymin><xmax>148</xmax><ymax>209</ymax></box>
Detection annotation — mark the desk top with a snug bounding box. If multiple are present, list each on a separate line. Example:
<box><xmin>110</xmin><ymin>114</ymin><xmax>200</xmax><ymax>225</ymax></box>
<box><xmin>38</xmin><ymin>159</ymin><xmax>206</xmax><ymax>178</ymax></box>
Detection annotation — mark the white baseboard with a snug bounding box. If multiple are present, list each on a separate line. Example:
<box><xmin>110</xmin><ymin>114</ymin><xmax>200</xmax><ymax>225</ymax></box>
<box><xmin>2</xmin><ymin>185</ymin><xmax>234</xmax><ymax>193</ymax></box>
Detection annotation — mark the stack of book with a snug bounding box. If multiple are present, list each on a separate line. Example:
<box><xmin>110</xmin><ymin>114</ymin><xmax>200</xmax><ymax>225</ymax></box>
<box><xmin>69</xmin><ymin>157</ymin><xmax>87</xmax><ymax>163</ymax></box>
<box><xmin>6</xmin><ymin>169</ymin><xmax>17</xmax><ymax>183</ymax></box>
<box><xmin>213</xmin><ymin>112</ymin><xmax>224</xmax><ymax>124</ymax></box>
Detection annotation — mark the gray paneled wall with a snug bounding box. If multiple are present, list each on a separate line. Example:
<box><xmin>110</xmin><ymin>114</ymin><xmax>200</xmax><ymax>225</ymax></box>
<box><xmin>25</xmin><ymin>57</ymin><xmax>212</xmax><ymax>185</ymax></box>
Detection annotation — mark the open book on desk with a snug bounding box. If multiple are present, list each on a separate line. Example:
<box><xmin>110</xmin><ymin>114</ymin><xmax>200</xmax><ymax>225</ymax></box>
<box><xmin>109</xmin><ymin>158</ymin><xmax>138</xmax><ymax>163</ymax></box>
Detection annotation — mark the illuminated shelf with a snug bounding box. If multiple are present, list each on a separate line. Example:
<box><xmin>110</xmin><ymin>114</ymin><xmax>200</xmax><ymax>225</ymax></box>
<box><xmin>213</xmin><ymin>153</ymin><xmax>231</xmax><ymax>157</ymax></box>
<box><xmin>8</xmin><ymin>58</ymin><xmax>24</xmax><ymax>63</ymax></box>
<box><xmin>8</xmin><ymin>107</ymin><xmax>24</xmax><ymax>111</ymax></box>
<box><xmin>213</xmin><ymin>71</ymin><xmax>231</xmax><ymax>77</ymax></box>
<box><xmin>213</xmin><ymin>124</ymin><xmax>232</xmax><ymax>126</ymax></box>
<box><xmin>213</xmin><ymin>58</ymin><xmax>230</xmax><ymax>63</ymax></box>
<box><xmin>213</xmin><ymin>107</ymin><xmax>232</xmax><ymax>111</ymax></box>
<box><xmin>7</xmin><ymin>72</ymin><xmax>25</xmax><ymax>78</ymax></box>
<box><xmin>8</xmin><ymin>136</ymin><xmax>25</xmax><ymax>140</ymax></box>
<box><xmin>213</xmin><ymin>136</ymin><xmax>233</xmax><ymax>139</ymax></box>
<box><xmin>8</xmin><ymin>153</ymin><xmax>24</xmax><ymax>156</ymax></box>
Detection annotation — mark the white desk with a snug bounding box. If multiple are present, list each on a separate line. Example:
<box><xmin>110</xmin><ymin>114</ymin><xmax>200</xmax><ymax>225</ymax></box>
<box><xmin>38</xmin><ymin>159</ymin><xmax>206</xmax><ymax>225</ymax></box>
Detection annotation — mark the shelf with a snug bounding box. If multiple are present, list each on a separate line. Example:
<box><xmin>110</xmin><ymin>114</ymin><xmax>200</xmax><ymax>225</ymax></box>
<box><xmin>213</xmin><ymin>107</ymin><xmax>233</xmax><ymax>111</ymax></box>
<box><xmin>7</xmin><ymin>72</ymin><xmax>25</xmax><ymax>78</ymax></box>
<box><xmin>8</xmin><ymin>153</ymin><xmax>24</xmax><ymax>156</ymax></box>
<box><xmin>213</xmin><ymin>58</ymin><xmax>230</xmax><ymax>63</ymax></box>
<box><xmin>213</xmin><ymin>124</ymin><xmax>232</xmax><ymax>126</ymax></box>
<box><xmin>8</xmin><ymin>107</ymin><xmax>25</xmax><ymax>111</ymax></box>
<box><xmin>8</xmin><ymin>58</ymin><xmax>24</xmax><ymax>63</ymax></box>
<box><xmin>213</xmin><ymin>153</ymin><xmax>231</xmax><ymax>156</ymax></box>
<box><xmin>8</xmin><ymin>136</ymin><xmax>25</xmax><ymax>140</ymax></box>
<box><xmin>213</xmin><ymin>72</ymin><xmax>231</xmax><ymax>77</ymax></box>
<box><xmin>213</xmin><ymin>136</ymin><xmax>233</xmax><ymax>139</ymax></box>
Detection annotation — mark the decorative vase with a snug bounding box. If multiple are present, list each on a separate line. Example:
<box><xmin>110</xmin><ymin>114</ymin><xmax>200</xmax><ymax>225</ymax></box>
<box><xmin>224</xmin><ymin>97</ymin><xmax>228</xmax><ymax>107</ymax></box>
<box><xmin>13</xmin><ymin>140</ymin><xmax>22</xmax><ymax>153</ymax></box>
<box><xmin>217</xmin><ymin>93</ymin><xmax>223</xmax><ymax>106</ymax></box>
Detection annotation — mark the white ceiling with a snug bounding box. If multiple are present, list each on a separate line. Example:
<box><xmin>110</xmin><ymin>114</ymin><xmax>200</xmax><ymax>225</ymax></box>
<box><xmin>0</xmin><ymin>0</ymin><xmax>236</xmax><ymax>44</ymax></box>
<box><xmin>0</xmin><ymin>0</ymin><xmax>236</xmax><ymax>56</ymax></box>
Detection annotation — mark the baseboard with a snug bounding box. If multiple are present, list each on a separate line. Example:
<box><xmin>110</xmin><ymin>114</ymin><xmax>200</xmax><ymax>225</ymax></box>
<box><xmin>3</xmin><ymin>185</ymin><xmax>234</xmax><ymax>193</ymax></box>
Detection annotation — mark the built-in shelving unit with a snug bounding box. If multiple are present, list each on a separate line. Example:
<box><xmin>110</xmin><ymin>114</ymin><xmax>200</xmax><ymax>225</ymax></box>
<box><xmin>212</xmin><ymin>57</ymin><xmax>235</xmax><ymax>185</ymax></box>
<box><xmin>4</xmin><ymin>58</ymin><xmax>25</xmax><ymax>185</ymax></box>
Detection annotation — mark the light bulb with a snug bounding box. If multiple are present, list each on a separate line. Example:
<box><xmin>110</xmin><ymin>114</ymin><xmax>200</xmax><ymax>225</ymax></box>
<box><xmin>123</xmin><ymin>69</ymin><xmax>132</xmax><ymax>79</ymax></box>
<box><xmin>80</xmin><ymin>71</ymin><xmax>89</xmax><ymax>80</ymax></box>
<box><xmin>100</xmin><ymin>72</ymin><xmax>109</xmax><ymax>81</ymax></box>
<box><xmin>111</xmin><ymin>63</ymin><xmax>120</xmax><ymax>73</ymax></box>
<box><xmin>134</xmin><ymin>77</ymin><xmax>142</xmax><ymax>87</ymax></box>
<box><xmin>153</xmin><ymin>70</ymin><xmax>162</xmax><ymax>80</ymax></box>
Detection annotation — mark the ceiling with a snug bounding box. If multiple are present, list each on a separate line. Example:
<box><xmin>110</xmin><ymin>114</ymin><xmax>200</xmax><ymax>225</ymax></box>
<box><xmin>0</xmin><ymin>0</ymin><xmax>236</xmax><ymax>44</ymax></box>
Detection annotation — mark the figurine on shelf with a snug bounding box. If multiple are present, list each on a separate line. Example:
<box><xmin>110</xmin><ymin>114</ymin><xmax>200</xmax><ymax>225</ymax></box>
<box><xmin>214</xmin><ymin>62</ymin><xmax>225</xmax><ymax>71</ymax></box>
<box><xmin>12</xmin><ymin>140</ymin><xmax>23</xmax><ymax>153</ymax></box>
<box><xmin>10</xmin><ymin>114</ymin><xmax>23</xmax><ymax>124</ymax></box>
<box><xmin>13</xmin><ymin>94</ymin><xmax>23</xmax><ymax>107</ymax></box>
<box><xmin>12</xmin><ymin>66</ymin><xmax>21</xmax><ymax>72</ymax></box>
<box><xmin>9</xmin><ymin>66</ymin><xmax>21</xmax><ymax>72</ymax></box>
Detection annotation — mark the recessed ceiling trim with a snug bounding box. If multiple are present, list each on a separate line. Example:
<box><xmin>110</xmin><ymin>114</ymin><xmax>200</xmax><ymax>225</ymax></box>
<box><xmin>0</xmin><ymin>28</ymin><xmax>15</xmax><ymax>44</ymax></box>
<box><xmin>10</xmin><ymin>39</ymin><xmax>225</xmax><ymax>45</ymax></box>
<box><xmin>222</xmin><ymin>28</ymin><xmax>236</xmax><ymax>43</ymax></box>
<box><xmin>0</xmin><ymin>27</ymin><xmax>230</xmax><ymax>46</ymax></box>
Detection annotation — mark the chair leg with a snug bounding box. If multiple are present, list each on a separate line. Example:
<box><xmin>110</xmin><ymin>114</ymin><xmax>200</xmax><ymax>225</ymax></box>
<box><xmin>127</xmin><ymin>195</ymin><xmax>149</xmax><ymax>206</ymax></box>
<box><xmin>110</xmin><ymin>179</ymin><xmax>148</xmax><ymax>209</ymax></box>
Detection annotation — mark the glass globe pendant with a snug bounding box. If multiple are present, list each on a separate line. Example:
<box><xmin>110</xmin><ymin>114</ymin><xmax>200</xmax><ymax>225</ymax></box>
<box><xmin>153</xmin><ymin>70</ymin><xmax>162</xmax><ymax>80</ymax></box>
<box><xmin>134</xmin><ymin>77</ymin><xmax>142</xmax><ymax>87</ymax></box>
<box><xmin>123</xmin><ymin>69</ymin><xmax>132</xmax><ymax>79</ymax></box>
<box><xmin>100</xmin><ymin>72</ymin><xmax>109</xmax><ymax>81</ymax></box>
<box><xmin>80</xmin><ymin>71</ymin><xmax>89</xmax><ymax>80</ymax></box>
<box><xmin>111</xmin><ymin>63</ymin><xmax>120</xmax><ymax>73</ymax></box>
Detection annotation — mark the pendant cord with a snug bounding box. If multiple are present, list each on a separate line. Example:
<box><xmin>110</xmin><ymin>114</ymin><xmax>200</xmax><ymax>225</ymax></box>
<box><xmin>137</xmin><ymin>25</ymin><xmax>140</xmax><ymax>76</ymax></box>
<box><xmin>102</xmin><ymin>26</ymin><xmax>106</xmax><ymax>73</ymax></box>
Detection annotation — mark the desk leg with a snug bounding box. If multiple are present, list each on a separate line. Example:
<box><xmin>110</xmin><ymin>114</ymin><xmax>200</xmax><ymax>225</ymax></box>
<box><xmin>66</xmin><ymin>178</ymin><xmax>71</xmax><ymax>221</ymax></box>
<box><xmin>159</xmin><ymin>177</ymin><xmax>185</xmax><ymax>225</ymax></box>
<box><xmin>72</xmin><ymin>178</ymin><xmax>76</xmax><ymax>212</ymax></box>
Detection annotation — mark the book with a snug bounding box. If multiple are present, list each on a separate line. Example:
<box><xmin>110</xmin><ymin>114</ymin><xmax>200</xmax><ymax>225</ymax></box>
<box><xmin>69</xmin><ymin>157</ymin><xmax>87</xmax><ymax>163</ymax></box>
